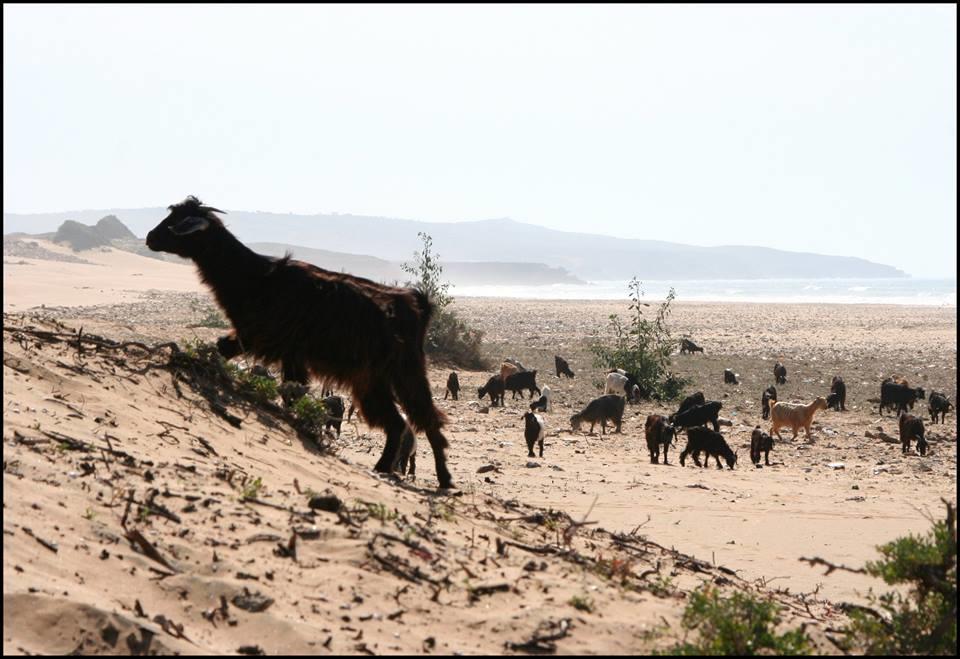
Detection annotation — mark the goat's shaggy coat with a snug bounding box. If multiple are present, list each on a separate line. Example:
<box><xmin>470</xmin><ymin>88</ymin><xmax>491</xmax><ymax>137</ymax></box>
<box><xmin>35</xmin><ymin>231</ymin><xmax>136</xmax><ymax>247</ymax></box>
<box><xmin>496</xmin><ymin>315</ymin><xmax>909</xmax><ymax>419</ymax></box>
<box><xmin>679</xmin><ymin>338</ymin><xmax>704</xmax><ymax>354</ymax></box>
<box><xmin>505</xmin><ymin>370</ymin><xmax>541</xmax><ymax>399</ymax></box>
<box><xmin>522</xmin><ymin>412</ymin><xmax>545</xmax><ymax>458</ymax></box>
<box><xmin>669</xmin><ymin>391</ymin><xmax>705</xmax><ymax>424</ymax></box>
<box><xmin>680</xmin><ymin>426</ymin><xmax>737</xmax><ymax>469</ymax></box>
<box><xmin>478</xmin><ymin>374</ymin><xmax>505</xmax><ymax>407</ymax></box>
<box><xmin>671</xmin><ymin>401</ymin><xmax>723</xmax><ymax>433</ymax></box>
<box><xmin>444</xmin><ymin>372</ymin><xmax>460</xmax><ymax>400</ymax></box>
<box><xmin>761</xmin><ymin>386</ymin><xmax>778</xmax><ymax>421</ymax></box>
<box><xmin>750</xmin><ymin>426</ymin><xmax>774</xmax><ymax>466</ymax></box>
<box><xmin>829</xmin><ymin>376</ymin><xmax>846</xmax><ymax>411</ymax></box>
<box><xmin>555</xmin><ymin>355</ymin><xmax>575</xmax><ymax>379</ymax></box>
<box><xmin>928</xmin><ymin>392</ymin><xmax>953</xmax><ymax>424</ymax></box>
<box><xmin>146</xmin><ymin>196</ymin><xmax>453</xmax><ymax>488</ymax></box>
<box><xmin>769</xmin><ymin>397</ymin><xmax>828</xmax><ymax>441</ymax></box>
<box><xmin>500</xmin><ymin>361</ymin><xmax>520</xmax><ymax>383</ymax></box>
<box><xmin>645</xmin><ymin>414</ymin><xmax>676</xmax><ymax>464</ymax></box>
<box><xmin>898</xmin><ymin>414</ymin><xmax>927</xmax><ymax>456</ymax></box>
<box><xmin>880</xmin><ymin>381</ymin><xmax>926</xmax><ymax>416</ymax></box>
<box><xmin>570</xmin><ymin>394</ymin><xmax>625</xmax><ymax>435</ymax></box>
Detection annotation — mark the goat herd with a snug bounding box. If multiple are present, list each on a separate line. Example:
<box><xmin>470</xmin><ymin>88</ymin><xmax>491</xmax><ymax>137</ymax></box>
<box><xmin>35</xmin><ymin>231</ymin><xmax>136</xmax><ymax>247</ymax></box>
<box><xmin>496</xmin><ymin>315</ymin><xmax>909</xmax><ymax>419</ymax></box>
<box><xmin>456</xmin><ymin>351</ymin><xmax>953</xmax><ymax>478</ymax></box>
<box><xmin>147</xmin><ymin>196</ymin><xmax>955</xmax><ymax>490</ymax></box>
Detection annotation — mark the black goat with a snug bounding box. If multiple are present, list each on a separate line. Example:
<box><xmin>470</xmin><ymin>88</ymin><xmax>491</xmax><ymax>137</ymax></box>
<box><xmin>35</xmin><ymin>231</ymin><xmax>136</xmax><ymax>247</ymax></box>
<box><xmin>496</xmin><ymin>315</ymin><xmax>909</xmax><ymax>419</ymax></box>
<box><xmin>323</xmin><ymin>395</ymin><xmax>345</xmax><ymax>438</ymax></box>
<box><xmin>679</xmin><ymin>338</ymin><xmax>704</xmax><ymax>354</ymax></box>
<box><xmin>724</xmin><ymin>369</ymin><xmax>739</xmax><ymax>385</ymax></box>
<box><xmin>898</xmin><ymin>413</ymin><xmax>927</xmax><ymax>457</ymax></box>
<box><xmin>879</xmin><ymin>382</ymin><xmax>925</xmax><ymax>416</ymax></box>
<box><xmin>146</xmin><ymin>196</ymin><xmax>453</xmax><ymax>488</ymax></box>
<box><xmin>928</xmin><ymin>392</ymin><xmax>953</xmax><ymax>424</ymax></box>
<box><xmin>505</xmin><ymin>370</ymin><xmax>541</xmax><ymax>400</ymax></box>
<box><xmin>570</xmin><ymin>394</ymin><xmax>625</xmax><ymax>435</ymax></box>
<box><xmin>761</xmin><ymin>386</ymin><xmax>778</xmax><ymax>421</ymax></box>
<box><xmin>478</xmin><ymin>374</ymin><xmax>505</xmax><ymax>407</ymax></box>
<box><xmin>774</xmin><ymin>362</ymin><xmax>787</xmax><ymax>385</ymax></box>
<box><xmin>672</xmin><ymin>401</ymin><xmax>723</xmax><ymax>433</ymax></box>
<box><xmin>555</xmin><ymin>355</ymin><xmax>575</xmax><ymax>379</ymax></box>
<box><xmin>645</xmin><ymin>414</ymin><xmax>676</xmax><ymax>465</ymax></box>
<box><xmin>444</xmin><ymin>372</ymin><xmax>460</xmax><ymax>400</ymax></box>
<box><xmin>669</xmin><ymin>391</ymin><xmax>705</xmax><ymax>424</ymax></box>
<box><xmin>522</xmin><ymin>412</ymin><xmax>545</xmax><ymax>458</ymax></box>
<box><xmin>829</xmin><ymin>376</ymin><xmax>846</xmax><ymax>411</ymax></box>
<box><xmin>750</xmin><ymin>426</ymin><xmax>774</xmax><ymax>466</ymax></box>
<box><xmin>680</xmin><ymin>426</ymin><xmax>737</xmax><ymax>469</ymax></box>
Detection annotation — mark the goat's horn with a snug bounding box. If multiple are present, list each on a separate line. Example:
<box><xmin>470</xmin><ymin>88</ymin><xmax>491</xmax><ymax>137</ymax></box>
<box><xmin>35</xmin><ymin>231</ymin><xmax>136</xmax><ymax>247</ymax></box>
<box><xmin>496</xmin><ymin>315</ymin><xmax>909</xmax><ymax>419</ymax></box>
<box><xmin>201</xmin><ymin>205</ymin><xmax>226</xmax><ymax>214</ymax></box>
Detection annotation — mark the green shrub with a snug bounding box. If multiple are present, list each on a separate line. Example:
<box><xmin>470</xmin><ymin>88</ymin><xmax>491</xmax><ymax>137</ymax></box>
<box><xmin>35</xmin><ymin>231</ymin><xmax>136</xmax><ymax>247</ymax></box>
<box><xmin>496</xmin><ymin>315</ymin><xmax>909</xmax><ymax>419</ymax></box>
<box><xmin>660</xmin><ymin>585</ymin><xmax>812</xmax><ymax>655</ymax></box>
<box><xmin>844</xmin><ymin>502</ymin><xmax>956</xmax><ymax>655</ymax></box>
<box><xmin>589</xmin><ymin>278</ymin><xmax>689</xmax><ymax>401</ymax></box>
<box><xmin>402</xmin><ymin>232</ymin><xmax>488</xmax><ymax>370</ymax></box>
<box><xmin>291</xmin><ymin>394</ymin><xmax>327</xmax><ymax>430</ymax></box>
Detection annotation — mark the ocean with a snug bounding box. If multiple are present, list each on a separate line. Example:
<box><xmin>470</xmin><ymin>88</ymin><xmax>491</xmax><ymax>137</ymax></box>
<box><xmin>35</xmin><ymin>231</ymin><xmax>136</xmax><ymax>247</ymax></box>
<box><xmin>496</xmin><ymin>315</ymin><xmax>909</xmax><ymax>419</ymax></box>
<box><xmin>449</xmin><ymin>278</ymin><xmax>957</xmax><ymax>306</ymax></box>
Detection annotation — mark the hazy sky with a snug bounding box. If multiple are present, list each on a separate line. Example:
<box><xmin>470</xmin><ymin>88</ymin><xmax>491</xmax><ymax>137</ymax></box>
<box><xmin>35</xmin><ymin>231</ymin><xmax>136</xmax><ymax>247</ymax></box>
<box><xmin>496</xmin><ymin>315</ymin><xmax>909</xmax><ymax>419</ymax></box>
<box><xmin>3</xmin><ymin>4</ymin><xmax>956</xmax><ymax>277</ymax></box>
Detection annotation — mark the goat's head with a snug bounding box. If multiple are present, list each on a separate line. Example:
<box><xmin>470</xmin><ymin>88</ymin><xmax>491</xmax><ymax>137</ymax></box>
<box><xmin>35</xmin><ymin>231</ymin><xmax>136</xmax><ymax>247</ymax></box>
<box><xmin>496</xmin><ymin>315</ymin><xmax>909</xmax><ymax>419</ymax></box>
<box><xmin>727</xmin><ymin>449</ymin><xmax>738</xmax><ymax>470</ymax></box>
<box><xmin>915</xmin><ymin>387</ymin><xmax>926</xmax><ymax>400</ymax></box>
<box><xmin>569</xmin><ymin>414</ymin><xmax>582</xmax><ymax>432</ymax></box>
<box><xmin>146</xmin><ymin>196</ymin><xmax>227</xmax><ymax>258</ymax></box>
<box><xmin>813</xmin><ymin>396</ymin><xmax>829</xmax><ymax>411</ymax></box>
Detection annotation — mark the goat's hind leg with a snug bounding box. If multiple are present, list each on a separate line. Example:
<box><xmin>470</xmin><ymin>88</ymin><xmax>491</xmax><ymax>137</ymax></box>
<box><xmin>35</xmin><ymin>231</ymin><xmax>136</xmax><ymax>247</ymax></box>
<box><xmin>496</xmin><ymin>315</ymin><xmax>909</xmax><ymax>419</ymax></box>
<box><xmin>357</xmin><ymin>384</ymin><xmax>410</xmax><ymax>480</ymax></box>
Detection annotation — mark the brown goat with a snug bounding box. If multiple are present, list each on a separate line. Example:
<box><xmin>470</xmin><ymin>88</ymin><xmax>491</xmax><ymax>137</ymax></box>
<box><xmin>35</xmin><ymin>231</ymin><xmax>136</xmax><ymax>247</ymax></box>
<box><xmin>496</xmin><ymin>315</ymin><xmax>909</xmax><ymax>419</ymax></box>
<box><xmin>146</xmin><ymin>196</ymin><xmax>453</xmax><ymax>488</ymax></box>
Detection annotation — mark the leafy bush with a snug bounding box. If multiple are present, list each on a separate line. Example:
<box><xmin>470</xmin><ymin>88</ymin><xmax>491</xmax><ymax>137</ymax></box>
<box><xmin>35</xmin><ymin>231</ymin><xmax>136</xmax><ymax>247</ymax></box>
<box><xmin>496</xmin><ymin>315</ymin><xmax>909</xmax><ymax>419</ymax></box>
<box><xmin>843</xmin><ymin>501</ymin><xmax>956</xmax><ymax>655</ymax></box>
<box><xmin>660</xmin><ymin>585</ymin><xmax>812</xmax><ymax>655</ymax></box>
<box><xmin>291</xmin><ymin>394</ymin><xmax>328</xmax><ymax>430</ymax></box>
<box><xmin>589</xmin><ymin>278</ymin><xmax>689</xmax><ymax>401</ymax></box>
<box><xmin>402</xmin><ymin>232</ymin><xmax>488</xmax><ymax>370</ymax></box>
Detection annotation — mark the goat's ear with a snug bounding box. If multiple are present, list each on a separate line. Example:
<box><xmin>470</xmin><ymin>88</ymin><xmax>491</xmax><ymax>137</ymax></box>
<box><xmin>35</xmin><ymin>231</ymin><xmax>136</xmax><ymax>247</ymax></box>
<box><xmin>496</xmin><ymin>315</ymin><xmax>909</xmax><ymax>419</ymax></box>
<box><xmin>170</xmin><ymin>216</ymin><xmax>210</xmax><ymax>235</ymax></box>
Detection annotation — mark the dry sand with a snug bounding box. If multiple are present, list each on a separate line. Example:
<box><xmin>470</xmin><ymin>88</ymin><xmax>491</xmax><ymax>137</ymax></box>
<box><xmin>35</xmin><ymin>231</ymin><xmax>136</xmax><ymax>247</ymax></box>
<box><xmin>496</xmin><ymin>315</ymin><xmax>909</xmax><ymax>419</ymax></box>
<box><xmin>3</xmin><ymin>246</ymin><xmax>957</xmax><ymax>655</ymax></box>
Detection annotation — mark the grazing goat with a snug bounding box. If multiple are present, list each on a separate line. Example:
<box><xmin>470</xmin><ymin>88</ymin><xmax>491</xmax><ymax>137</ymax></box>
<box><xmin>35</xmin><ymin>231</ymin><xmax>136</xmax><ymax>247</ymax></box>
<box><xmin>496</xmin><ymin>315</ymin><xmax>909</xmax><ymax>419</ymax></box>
<box><xmin>928</xmin><ymin>392</ymin><xmax>953</xmax><ymax>424</ymax></box>
<box><xmin>146</xmin><ymin>196</ymin><xmax>453</xmax><ymax>488</ymax></box>
<box><xmin>761</xmin><ymin>386</ymin><xmax>778</xmax><ymax>421</ymax></box>
<box><xmin>669</xmin><ymin>392</ymin><xmax>706</xmax><ymax>424</ymax></box>
<box><xmin>724</xmin><ymin>369</ymin><xmax>739</xmax><ymax>385</ymax></box>
<box><xmin>570</xmin><ymin>394</ymin><xmax>625</xmax><ymax>435</ymax></box>
<box><xmin>522</xmin><ymin>412</ymin><xmax>545</xmax><ymax>458</ymax></box>
<box><xmin>500</xmin><ymin>361</ymin><xmax>520</xmax><ymax>383</ymax></box>
<box><xmin>879</xmin><ymin>381</ymin><xmax>925</xmax><ymax>416</ymax></box>
<box><xmin>750</xmin><ymin>426</ymin><xmax>775</xmax><ymax>466</ymax></box>
<box><xmin>530</xmin><ymin>385</ymin><xmax>552</xmax><ymax>413</ymax></box>
<box><xmin>323</xmin><ymin>395</ymin><xmax>345</xmax><ymax>438</ymax></box>
<box><xmin>478</xmin><ymin>374</ymin><xmax>505</xmax><ymax>407</ymax></box>
<box><xmin>555</xmin><ymin>355</ymin><xmax>575</xmax><ymax>379</ymax></box>
<box><xmin>829</xmin><ymin>376</ymin><xmax>846</xmax><ymax>411</ymax></box>
<box><xmin>444</xmin><ymin>372</ymin><xmax>460</xmax><ymax>401</ymax></box>
<box><xmin>504</xmin><ymin>358</ymin><xmax>527</xmax><ymax>371</ymax></box>
<box><xmin>679</xmin><ymin>338</ymin><xmax>704</xmax><ymax>354</ymax></box>
<box><xmin>505</xmin><ymin>370</ymin><xmax>541</xmax><ymax>399</ymax></box>
<box><xmin>774</xmin><ymin>362</ymin><xmax>787</xmax><ymax>385</ymax></box>
<box><xmin>645</xmin><ymin>414</ymin><xmax>676</xmax><ymax>465</ymax></box>
<box><xmin>680</xmin><ymin>426</ymin><xmax>738</xmax><ymax>469</ymax></box>
<box><xmin>769</xmin><ymin>397</ymin><xmax>828</xmax><ymax>441</ymax></box>
<box><xmin>671</xmin><ymin>401</ymin><xmax>723</xmax><ymax>433</ymax></box>
<box><xmin>898</xmin><ymin>413</ymin><xmax>927</xmax><ymax>457</ymax></box>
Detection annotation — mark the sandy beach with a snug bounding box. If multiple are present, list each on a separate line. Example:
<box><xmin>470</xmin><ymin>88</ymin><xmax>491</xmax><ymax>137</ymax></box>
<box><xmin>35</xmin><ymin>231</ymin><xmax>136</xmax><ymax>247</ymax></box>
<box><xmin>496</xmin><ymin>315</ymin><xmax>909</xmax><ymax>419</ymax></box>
<box><xmin>3</xmin><ymin>244</ymin><xmax>956</xmax><ymax>654</ymax></box>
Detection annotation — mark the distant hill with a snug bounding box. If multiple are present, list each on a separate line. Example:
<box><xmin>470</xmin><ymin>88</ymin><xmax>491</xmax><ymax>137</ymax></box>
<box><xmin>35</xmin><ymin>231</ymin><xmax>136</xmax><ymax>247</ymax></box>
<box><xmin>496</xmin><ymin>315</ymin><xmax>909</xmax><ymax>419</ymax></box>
<box><xmin>4</xmin><ymin>207</ymin><xmax>907</xmax><ymax>279</ymax></box>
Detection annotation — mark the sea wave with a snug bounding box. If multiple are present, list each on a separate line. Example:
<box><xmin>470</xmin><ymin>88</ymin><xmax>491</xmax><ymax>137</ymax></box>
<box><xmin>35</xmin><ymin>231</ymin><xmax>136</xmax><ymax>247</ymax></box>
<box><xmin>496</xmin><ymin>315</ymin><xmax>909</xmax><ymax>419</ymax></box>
<box><xmin>449</xmin><ymin>278</ymin><xmax>957</xmax><ymax>307</ymax></box>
